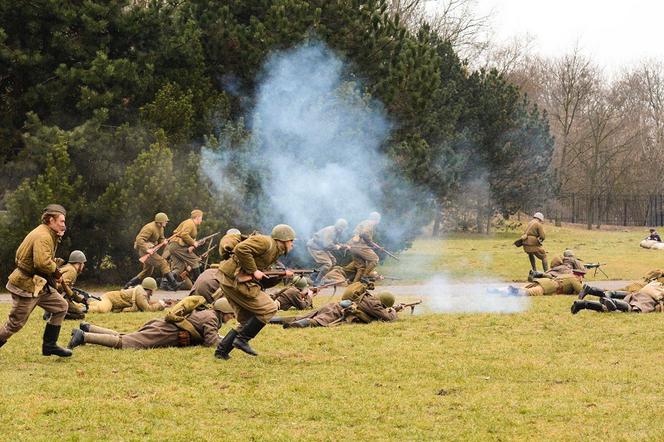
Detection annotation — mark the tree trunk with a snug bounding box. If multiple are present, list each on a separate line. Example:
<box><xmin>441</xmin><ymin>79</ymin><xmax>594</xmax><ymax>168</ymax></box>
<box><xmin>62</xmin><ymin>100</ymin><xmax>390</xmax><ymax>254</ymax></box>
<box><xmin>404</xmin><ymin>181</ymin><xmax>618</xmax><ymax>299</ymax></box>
<box><xmin>432</xmin><ymin>203</ymin><xmax>442</xmax><ymax>237</ymax></box>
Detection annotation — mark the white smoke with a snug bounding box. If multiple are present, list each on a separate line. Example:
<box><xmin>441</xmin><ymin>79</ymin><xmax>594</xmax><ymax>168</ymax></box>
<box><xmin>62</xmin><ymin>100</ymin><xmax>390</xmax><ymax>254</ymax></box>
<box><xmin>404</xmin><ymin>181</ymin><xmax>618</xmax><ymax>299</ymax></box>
<box><xmin>422</xmin><ymin>276</ymin><xmax>530</xmax><ymax>313</ymax></box>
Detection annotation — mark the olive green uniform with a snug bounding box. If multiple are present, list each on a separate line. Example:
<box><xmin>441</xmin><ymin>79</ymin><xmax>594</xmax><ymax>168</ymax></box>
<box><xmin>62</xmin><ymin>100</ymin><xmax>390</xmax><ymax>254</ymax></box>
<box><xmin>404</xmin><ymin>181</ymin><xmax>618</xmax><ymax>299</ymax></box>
<box><xmin>271</xmin><ymin>287</ymin><xmax>313</xmax><ymax>311</ymax></box>
<box><xmin>307</xmin><ymin>225</ymin><xmax>343</xmax><ymax>281</ymax></box>
<box><xmin>166</xmin><ymin>218</ymin><xmax>200</xmax><ymax>274</ymax></box>
<box><xmin>134</xmin><ymin>221</ymin><xmax>170</xmax><ymax>279</ymax></box>
<box><xmin>521</xmin><ymin>219</ymin><xmax>547</xmax><ymax>270</ymax></box>
<box><xmin>57</xmin><ymin>263</ymin><xmax>86</xmax><ymax>320</ymax></box>
<box><xmin>88</xmin><ymin>286</ymin><xmax>164</xmax><ymax>313</ymax></box>
<box><xmin>0</xmin><ymin>224</ymin><xmax>69</xmax><ymax>341</ymax></box>
<box><xmin>189</xmin><ymin>267</ymin><xmax>223</xmax><ymax>303</ymax></box>
<box><xmin>78</xmin><ymin>310</ymin><xmax>222</xmax><ymax>349</ymax></box>
<box><xmin>348</xmin><ymin>220</ymin><xmax>379</xmax><ymax>282</ymax></box>
<box><xmin>524</xmin><ymin>274</ymin><xmax>582</xmax><ymax>296</ymax></box>
<box><xmin>320</xmin><ymin>265</ymin><xmax>349</xmax><ymax>284</ymax></box>
<box><xmin>218</xmin><ymin>234</ymin><xmax>283</xmax><ymax>325</ymax></box>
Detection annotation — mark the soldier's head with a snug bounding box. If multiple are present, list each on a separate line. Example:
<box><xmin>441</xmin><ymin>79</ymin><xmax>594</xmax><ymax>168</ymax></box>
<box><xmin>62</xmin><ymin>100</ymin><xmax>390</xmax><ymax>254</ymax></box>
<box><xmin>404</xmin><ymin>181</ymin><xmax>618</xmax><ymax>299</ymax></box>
<box><xmin>369</xmin><ymin>211</ymin><xmax>381</xmax><ymax>224</ymax></box>
<box><xmin>533</xmin><ymin>212</ymin><xmax>544</xmax><ymax>222</ymax></box>
<box><xmin>213</xmin><ymin>297</ymin><xmax>235</xmax><ymax>323</ymax></box>
<box><xmin>271</xmin><ymin>224</ymin><xmax>296</xmax><ymax>254</ymax></box>
<box><xmin>563</xmin><ymin>249</ymin><xmax>574</xmax><ymax>258</ymax></box>
<box><xmin>650</xmin><ymin>228</ymin><xmax>657</xmax><ymax>233</ymax></box>
<box><xmin>141</xmin><ymin>277</ymin><xmax>158</xmax><ymax>295</ymax></box>
<box><xmin>68</xmin><ymin>250</ymin><xmax>87</xmax><ymax>272</ymax></box>
<box><xmin>191</xmin><ymin>209</ymin><xmax>204</xmax><ymax>225</ymax></box>
<box><xmin>378</xmin><ymin>291</ymin><xmax>395</xmax><ymax>307</ymax></box>
<box><xmin>154</xmin><ymin>212</ymin><xmax>169</xmax><ymax>227</ymax></box>
<box><xmin>334</xmin><ymin>218</ymin><xmax>349</xmax><ymax>232</ymax></box>
<box><xmin>293</xmin><ymin>275</ymin><xmax>309</xmax><ymax>294</ymax></box>
<box><xmin>42</xmin><ymin>204</ymin><xmax>67</xmax><ymax>236</ymax></box>
<box><xmin>226</xmin><ymin>228</ymin><xmax>241</xmax><ymax>236</ymax></box>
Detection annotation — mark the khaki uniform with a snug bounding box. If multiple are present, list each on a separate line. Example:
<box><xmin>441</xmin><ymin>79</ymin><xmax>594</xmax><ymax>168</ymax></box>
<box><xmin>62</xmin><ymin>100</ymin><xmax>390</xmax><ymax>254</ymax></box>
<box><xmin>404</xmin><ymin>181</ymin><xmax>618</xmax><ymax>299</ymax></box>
<box><xmin>320</xmin><ymin>266</ymin><xmax>349</xmax><ymax>284</ymax></box>
<box><xmin>308</xmin><ymin>225</ymin><xmax>343</xmax><ymax>279</ymax></box>
<box><xmin>218</xmin><ymin>234</ymin><xmax>283</xmax><ymax>326</ymax></box>
<box><xmin>166</xmin><ymin>218</ymin><xmax>200</xmax><ymax>274</ymax></box>
<box><xmin>295</xmin><ymin>302</ymin><xmax>346</xmax><ymax>326</ymax></box>
<box><xmin>348</xmin><ymin>220</ymin><xmax>379</xmax><ymax>282</ymax></box>
<box><xmin>189</xmin><ymin>267</ymin><xmax>223</xmax><ymax>303</ymax></box>
<box><xmin>57</xmin><ymin>263</ymin><xmax>86</xmax><ymax>320</ymax></box>
<box><xmin>341</xmin><ymin>282</ymin><xmax>398</xmax><ymax>322</ymax></box>
<box><xmin>134</xmin><ymin>221</ymin><xmax>170</xmax><ymax>279</ymax></box>
<box><xmin>622</xmin><ymin>282</ymin><xmax>664</xmax><ymax>313</ymax></box>
<box><xmin>0</xmin><ymin>224</ymin><xmax>68</xmax><ymax>341</ymax></box>
<box><xmin>620</xmin><ymin>269</ymin><xmax>664</xmax><ymax>293</ymax></box>
<box><xmin>88</xmin><ymin>286</ymin><xmax>164</xmax><ymax>313</ymax></box>
<box><xmin>521</xmin><ymin>219</ymin><xmax>547</xmax><ymax>268</ymax></box>
<box><xmin>524</xmin><ymin>274</ymin><xmax>582</xmax><ymax>296</ymax></box>
<box><xmin>271</xmin><ymin>287</ymin><xmax>313</xmax><ymax>311</ymax></box>
<box><xmin>218</xmin><ymin>233</ymin><xmax>242</xmax><ymax>261</ymax></box>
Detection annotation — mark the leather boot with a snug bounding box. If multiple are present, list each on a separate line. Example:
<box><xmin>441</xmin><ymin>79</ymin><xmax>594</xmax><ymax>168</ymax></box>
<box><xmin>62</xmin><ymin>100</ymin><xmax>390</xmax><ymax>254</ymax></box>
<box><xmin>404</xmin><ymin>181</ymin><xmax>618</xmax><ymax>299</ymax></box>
<box><xmin>84</xmin><ymin>332</ymin><xmax>121</xmax><ymax>348</ymax></box>
<box><xmin>190</xmin><ymin>266</ymin><xmax>202</xmax><ymax>283</ymax></box>
<box><xmin>571</xmin><ymin>300</ymin><xmax>605</xmax><ymax>314</ymax></box>
<box><xmin>269</xmin><ymin>317</ymin><xmax>295</xmax><ymax>325</ymax></box>
<box><xmin>542</xmin><ymin>257</ymin><xmax>549</xmax><ymax>272</ymax></box>
<box><xmin>606</xmin><ymin>290</ymin><xmax>628</xmax><ymax>299</ymax></box>
<box><xmin>232</xmin><ymin>317</ymin><xmax>265</xmax><ymax>356</ymax></box>
<box><xmin>123</xmin><ymin>276</ymin><xmax>141</xmax><ymax>289</ymax></box>
<box><xmin>68</xmin><ymin>328</ymin><xmax>85</xmax><ymax>349</ymax></box>
<box><xmin>215</xmin><ymin>329</ymin><xmax>237</xmax><ymax>360</ymax></box>
<box><xmin>0</xmin><ymin>339</ymin><xmax>5</xmax><ymax>348</ymax></box>
<box><xmin>42</xmin><ymin>324</ymin><xmax>73</xmax><ymax>357</ymax></box>
<box><xmin>601</xmin><ymin>297</ymin><xmax>630</xmax><ymax>312</ymax></box>
<box><xmin>528</xmin><ymin>254</ymin><xmax>537</xmax><ymax>271</ymax></box>
<box><xmin>578</xmin><ymin>284</ymin><xmax>606</xmax><ymax>300</ymax></box>
<box><xmin>285</xmin><ymin>318</ymin><xmax>311</xmax><ymax>329</ymax></box>
<box><xmin>165</xmin><ymin>271</ymin><xmax>180</xmax><ymax>291</ymax></box>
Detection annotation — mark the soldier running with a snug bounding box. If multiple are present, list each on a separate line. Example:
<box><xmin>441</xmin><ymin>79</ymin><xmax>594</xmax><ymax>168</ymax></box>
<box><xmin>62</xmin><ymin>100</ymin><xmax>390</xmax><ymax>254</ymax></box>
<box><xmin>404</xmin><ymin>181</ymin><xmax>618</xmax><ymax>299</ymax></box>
<box><xmin>166</xmin><ymin>209</ymin><xmax>204</xmax><ymax>284</ymax></box>
<box><xmin>307</xmin><ymin>219</ymin><xmax>349</xmax><ymax>285</ymax></box>
<box><xmin>348</xmin><ymin>212</ymin><xmax>382</xmax><ymax>283</ymax></box>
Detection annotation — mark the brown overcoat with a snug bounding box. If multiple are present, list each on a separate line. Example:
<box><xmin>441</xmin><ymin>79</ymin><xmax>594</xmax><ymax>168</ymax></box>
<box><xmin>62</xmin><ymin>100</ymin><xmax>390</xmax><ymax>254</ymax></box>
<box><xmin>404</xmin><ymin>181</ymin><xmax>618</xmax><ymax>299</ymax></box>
<box><xmin>272</xmin><ymin>287</ymin><xmax>313</xmax><ymax>310</ymax></box>
<box><xmin>7</xmin><ymin>224</ymin><xmax>60</xmax><ymax>296</ymax></box>
<box><xmin>522</xmin><ymin>219</ymin><xmax>546</xmax><ymax>253</ymax></box>
<box><xmin>122</xmin><ymin>309</ymin><xmax>221</xmax><ymax>349</ymax></box>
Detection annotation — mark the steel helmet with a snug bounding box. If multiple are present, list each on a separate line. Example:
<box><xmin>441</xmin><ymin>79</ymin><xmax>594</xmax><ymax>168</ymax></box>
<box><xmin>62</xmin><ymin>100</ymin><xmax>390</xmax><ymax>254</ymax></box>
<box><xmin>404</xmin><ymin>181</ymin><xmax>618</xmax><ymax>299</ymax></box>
<box><xmin>293</xmin><ymin>276</ymin><xmax>308</xmax><ymax>290</ymax></box>
<box><xmin>141</xmin><ymin>277</ymin><xmax>158</xmax><ymax>291</ymax></box>
<box><xmin>533</xmin><ymin>212</ymin><xmax>544</xmax><ymax>221</ymax></box>
<box><xmin>68</xmin><ymin>250</ymin><xmax>87</xmax><ymax>264</ymax></box>
<box><xmin>271</xmin><ymin>224</ymin><xmax>296</xmax><ymax>241</ymax></box>
<box><xmin>378</xmin><ymin>292</ymin><xmax>395</xmax><ymax>307</ymax></box>
<box><xmin>226</xmin><ymin>228</ymin><xmax>241</xmax><ymax>235</ymax></box>
<box><xmin>334</xmin><ymin>218</ymin><xmax>349</xmax><ymax>231</ymax></box>
<box><xmin>155</xmin><ymin>212</ymin><xmax>169</xmax><ymax>223</ymax></box>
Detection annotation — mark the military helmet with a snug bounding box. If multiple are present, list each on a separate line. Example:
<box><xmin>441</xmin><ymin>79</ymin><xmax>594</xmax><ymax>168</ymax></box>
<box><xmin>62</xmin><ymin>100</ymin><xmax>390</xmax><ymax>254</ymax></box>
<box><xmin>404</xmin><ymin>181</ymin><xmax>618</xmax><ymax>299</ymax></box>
<box><xmin>154</xmin><ymin>212</ymin><xmax>169</xmax><ymax>223</ymax></box>
<box><xmin>213</xmin><ymin>297</ymin><xmax>234</xmax><ymax>314</ymax></box>
<box><xmin>533</xmin><ymin>212</ymin><xmax>544</xmax><ymax>221</ymax></box>
<box><xmin>271</xmin><ymin>224</ymin><xmax>296</xmax><ymax>241</ymax></box>
<box><xmin>141</xmin><ymin>277</ymin><xmax>158</xmax><ymax>291</ymax></box>
<box><xmin>369</xmin><ymin>211</ymin><xmax>381</xmax><ymax>222</ymax></box>
<box><xmin>68</xmin><ymin>250</ymin><xmax>87</xmax><ymax>263</ymax></box>
<box><xmin>226</xmin><ymin>228</ymin><xmax>241</xmax><ymax>235</ymax></box>
<box><xmin>334</xmin><ymin>218</ymin><xmax>349</xmax><ymax>231</ymax></box>
<box><xmin>378</xmin><ymin>292</ymin><xmax>395</xmax><ymax>307</ymax></box>
<box><xmin>43</xmin><ymin>204</ymin><xmax>66</xmax><ymax>216</ymax></box>
<box><xmin>293</xmin><ymin>276</ymin><xmax>308</xmax><ymax>290</ymax></box>
<box><xmin>563</xmin><ymin>249</ymin><xmax>574</xmax><ymax>258</ymax></box>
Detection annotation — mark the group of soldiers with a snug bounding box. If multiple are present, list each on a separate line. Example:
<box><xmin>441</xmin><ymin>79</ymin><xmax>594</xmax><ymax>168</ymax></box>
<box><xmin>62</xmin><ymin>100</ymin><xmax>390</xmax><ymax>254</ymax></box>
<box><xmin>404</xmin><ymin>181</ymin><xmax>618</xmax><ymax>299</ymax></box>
<box><xmin>0</xmin><ymin>205</ymin><xmax>411</xmax><ymax>359</ymax></box>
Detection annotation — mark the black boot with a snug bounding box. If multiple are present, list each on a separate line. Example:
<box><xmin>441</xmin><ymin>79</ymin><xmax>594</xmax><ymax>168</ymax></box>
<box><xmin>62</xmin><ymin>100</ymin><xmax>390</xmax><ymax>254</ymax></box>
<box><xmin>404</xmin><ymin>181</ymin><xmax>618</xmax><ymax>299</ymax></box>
<box><xmin>43</xmin><ymin>311</ymin><xmax>52</xmax><ymax>321</ymax></box>
<box><xmin>232</xmin><ymin>317</ymin><xmax>265</xmax><ymax>356</ymax></box>
<box><xmin>165</xmin><ymin>271</ymin><xmax>180</xmax><ymax>291</ymax></box>
<box><xmin>269</xmin><ymin>317</ymin><xmax>287</xmax><ymax>325</ymax></box>
<box><xmin>68</xmin><ymin>328</ymin><xmax>85</xmax><ymax>349</ymax></box>
<box><xmin>79</xmin><ymin>322</ymin><xmax>91</xmax><ymax>332</ymax></box>
<box><xmin>601</xmin><ymin>297</ymin><xmax>630</xmax><ymax>312</ymax></box>
<box><xmin>123</xmin><ymin>276</ymin><xmax>141</xmax><ymax>289</ymax></box>
<box><xmin>542</xmin><ymin>257</ymin><xmax>549</xmax><ymax>272</ymax></box>
<box><xmin>606</xmin><ymin>290</ymin><xmax>628</xmax><ymax>299</ymax></box>
<box><xmin>214</xmin><ymin>329</ymin><xmax>237</xmax><ymax>360</ymax></box>
<box><xmin>285</xmin><ymin>318</ymin><xmax>311</xmax><ymax>329</ymax></box>
<box><xmin>42</xmin><ymin>324</ymin><xmax>73</xmax><ymax>357</ymax></box>
<box><xmin>190</xmin><ymin>266</ymin><xmax>202</xmax><ymax>283</ymax></box>
<box><xmin>571</xmin><ymin>300</ymin><xmax>605</xmax><ymax>314</ymax></box>
<box><xmin>0</xmin><ymin>340</ymin><xmax>5</xmax><ymax>348</ymax></box>
<box><xmin>578</xmin><ymin>284</ymin><xmax>606</xmax><ymax>300</ymax></box>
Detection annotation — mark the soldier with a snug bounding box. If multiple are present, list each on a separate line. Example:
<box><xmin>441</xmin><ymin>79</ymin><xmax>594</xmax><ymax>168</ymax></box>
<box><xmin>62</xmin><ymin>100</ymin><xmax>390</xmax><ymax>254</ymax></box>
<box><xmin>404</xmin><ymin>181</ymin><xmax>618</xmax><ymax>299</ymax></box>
<box><xmin>505</xmin><ymin>269</ymin><xmax>585</xmax><ymax>296</ymax></box>
<box><xmin>57</xmin><ymin>250</ymin><xmax>88</xmax><ymax>320</ymax></box>
<box><xmin>348</xmin><ymin>212</ymin><xmax>382</xmax><ymax>283</ymax></box>
<box><xmin>307</xmin><ymin>219</ymin><xmax>349</xmax><ymax>285</ymax></box>
<box><xmin>520</xmin><ymin>212</ymin><xmax>548</xmax><ymax>272</ymax></box>
<box><xmin>0</xmin><ymin>204</ymin><xmax>72</xmax><ymax>357</ymax></box>
<box><xmin>528</xmin><ymin>249</ymin><xmax>584</xmax><ymax>281</ymax></box>
<box><xmin>87</xmin><ymin>277</ymin><xmax>165</xmax><ymax>313</ymax></box>
<box><xmin>68</xmin><ymin>298</ymin><xmax>235</xmax><ymax>349</ymax></box>
<box><xmin>214</xmin><ymin>224</ymin><xmax>296</xmax><ymax>360</ymax></box>
<box><xmin>125</xmin><ymin>212</ymin><xmax>179</xmax><ymax>291</ymax></box>
<box><xmin>319</xmin><ymin>265</ymin><xmax>350</xmax><ymax>285</ymax></box>
<box><xmin>271</xmin><ymin>284</ymin><xmax>399</xmax><ymax>328</ymax></box>
<box><xmin>571</xmin><ymin>281</ymin><xmax>664</xmax><ymax>314</ymax></box>
<box><xmin>189</xmin><ymin>267</ymin><xmax>223</xmax><ymax>303</ymax></box>
<box><xmin>219</xmin><ymin>228</ymin><xmax>242</xmax><ymax>261</ymax></box>
<box><xmin>270</xmin><ymin>276</ymin><xmax>313</xmax><ymax>311</ymax></box>
<box><xmin>166</xmin><ymin>209</ymin><xmax>204</xmax><ymax>284</ymax></box>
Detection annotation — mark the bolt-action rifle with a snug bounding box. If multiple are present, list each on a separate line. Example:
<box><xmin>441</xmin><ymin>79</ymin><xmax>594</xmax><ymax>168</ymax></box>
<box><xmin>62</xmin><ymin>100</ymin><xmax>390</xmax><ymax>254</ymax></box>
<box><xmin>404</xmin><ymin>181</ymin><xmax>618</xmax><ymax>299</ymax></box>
<box><xmin>394</xmin><ymin>300</ymin><xmax>422</xmax><ymax>314</ymax></box>
<box><xmin>139</xmin><ymin>234</ymin><xmax>177</xmax><ymax>264</ymax></box>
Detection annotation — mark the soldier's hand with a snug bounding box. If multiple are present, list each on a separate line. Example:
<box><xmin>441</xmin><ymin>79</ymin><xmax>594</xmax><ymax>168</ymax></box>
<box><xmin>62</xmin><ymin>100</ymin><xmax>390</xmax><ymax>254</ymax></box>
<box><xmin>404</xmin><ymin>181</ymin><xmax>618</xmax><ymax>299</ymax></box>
<box><xmin>53</xmin><ymin>268</ymin><xmax>63</xmax><ymax>280</ymax></box>
<box><xmin>147</xmin><ymin>247</ymin><xmax>155</xmax><ymax>255</ymax></box>
<box><xmin>188</xmin><ymin>246</ymin><xmax>195</xmax><ymax>253</ymax></box>
<box><xmin>253</xmin><ymin>270</ymin><xmax>266</xmax><ymax>280</ymax></box>
<box><xmin>284</xmin><ymin>270</ymin><xmax>294</xmax><ymax>278</ymax></box>
<box><xmin>394</xmin><ymin>304</ymin><xmax>404</xmax><ymax>312</ymax></box>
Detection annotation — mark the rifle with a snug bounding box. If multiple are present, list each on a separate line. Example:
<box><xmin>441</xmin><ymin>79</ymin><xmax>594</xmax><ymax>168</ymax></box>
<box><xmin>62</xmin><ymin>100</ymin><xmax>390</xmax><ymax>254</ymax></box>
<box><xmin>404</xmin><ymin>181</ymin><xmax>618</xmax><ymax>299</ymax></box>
<box><xmin>311</xmin><ymin>280</ymin><xmax>345</xmax><ymax>296</ymax></box>
<box><xmin>195</xmin><ymin>232</ymin><xmax>221</xmax><ymax>248</ymax></box>
<box><xmin>395</xmin><ymin>300</ymin><xmax>422</xmax><ymax>314</ymax></box>
<box><xmin>381</xmin><ymin>275</ymin><xmax>402</xmax><ymax>281</ymax></box>
<box><xmin>71</xmin><ymin>287</ymin><xmax>101</xmax><ymax>312</ymax></box>
<box><xmin>368</xmin><ymin>241</ymin><xmax>400</xmax><ymax>261</ymax></box>
<box><xmin>583</xmin><ymin>263</ymin><xmax>608</xmax><ymax>278</ymax></box>
<box><xmin>139</xmin><ymin>234</ymin><xmax>177</xmax><ymax>264</ymax></box>
<box><xmin>236</xmin><ymin>269</ymin><xmax>315</xmax><ymax>284</ymax></box>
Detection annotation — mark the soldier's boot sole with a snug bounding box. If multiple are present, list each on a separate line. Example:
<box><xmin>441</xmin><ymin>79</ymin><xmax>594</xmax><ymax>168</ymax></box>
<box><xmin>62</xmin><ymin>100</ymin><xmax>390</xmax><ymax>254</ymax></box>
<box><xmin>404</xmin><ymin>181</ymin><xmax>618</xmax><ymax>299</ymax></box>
<box><xmin>231</xmin><ymin>317</ymin><xmax>266</xmax><ymax>356</ymax></box>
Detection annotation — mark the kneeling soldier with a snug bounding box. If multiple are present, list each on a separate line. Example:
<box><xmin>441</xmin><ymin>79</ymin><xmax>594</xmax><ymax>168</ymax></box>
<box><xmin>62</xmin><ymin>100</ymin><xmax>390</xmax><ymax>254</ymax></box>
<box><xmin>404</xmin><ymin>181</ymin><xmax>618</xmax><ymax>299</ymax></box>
<box><xmin>68</xmin><ymin>297</ymin><xmax>234</xmax><ymax>349</ymax></box>
<box><xmin>87</xmin><ymin>277</ymin><xmax>165</xmax><ymax>313</ymax></box>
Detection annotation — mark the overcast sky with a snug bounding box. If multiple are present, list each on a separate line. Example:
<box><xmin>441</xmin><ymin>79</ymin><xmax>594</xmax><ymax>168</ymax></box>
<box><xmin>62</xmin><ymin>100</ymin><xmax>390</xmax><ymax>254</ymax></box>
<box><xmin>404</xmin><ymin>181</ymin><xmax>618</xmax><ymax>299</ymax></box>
<box><xmin>431</xmin><ymin>0</ymin><xmax>664</xmax><ymax>73</ymax></box>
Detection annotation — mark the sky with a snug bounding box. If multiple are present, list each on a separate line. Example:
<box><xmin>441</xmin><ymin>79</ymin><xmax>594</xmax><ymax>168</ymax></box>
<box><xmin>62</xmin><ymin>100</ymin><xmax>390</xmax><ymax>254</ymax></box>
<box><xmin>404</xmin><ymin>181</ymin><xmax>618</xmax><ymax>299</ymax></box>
<box><xmin>429</xmin><ymin>0</ymin><xmax>664</xmax><ymax>73</ymax></box>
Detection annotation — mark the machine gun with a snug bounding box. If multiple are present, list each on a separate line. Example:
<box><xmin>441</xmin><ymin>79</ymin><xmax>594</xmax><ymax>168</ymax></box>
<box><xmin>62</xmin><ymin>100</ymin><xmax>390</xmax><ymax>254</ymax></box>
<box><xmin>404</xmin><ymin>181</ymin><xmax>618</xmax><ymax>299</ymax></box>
<box><xmin>394</xmin><ymin>300</ymin><xmax>422</xmax><ymax>314</ymax></box>
<box><xmin>584</xmin><ymin>263</ymin><xmax>608</xmax><ymax>278</ymax></box>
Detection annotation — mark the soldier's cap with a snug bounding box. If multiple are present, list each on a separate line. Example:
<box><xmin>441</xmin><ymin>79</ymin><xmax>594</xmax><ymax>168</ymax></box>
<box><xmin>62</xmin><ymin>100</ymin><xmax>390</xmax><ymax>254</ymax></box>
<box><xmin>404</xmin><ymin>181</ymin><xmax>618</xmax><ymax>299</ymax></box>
<box><xmin>43</xmin><ymin>204</ymin><xmax>66</xmax><ymax>216</ymax></box>
<box><xmin>572</xmin><ymin>268</ymin><xmax>587</xmax><ymax>275</ymax></box>
<box><xmin>191</xmin><ymin>209</ymin><xmax>204</xmax><ymax>218</ymax></box>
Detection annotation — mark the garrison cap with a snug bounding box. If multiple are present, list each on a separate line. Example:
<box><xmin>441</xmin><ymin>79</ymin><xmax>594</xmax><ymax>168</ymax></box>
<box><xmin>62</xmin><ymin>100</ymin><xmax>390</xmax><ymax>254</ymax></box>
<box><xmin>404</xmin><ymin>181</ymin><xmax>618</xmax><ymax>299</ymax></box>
<box><xmin>191</xmin><ymin>209</ymin><xmax>204</xmax><ymax>218</ymax></box>
<box><xmin>43</xmin><ymin>204</ymin><xmax>66</xmax><ymax>216</ymax></box>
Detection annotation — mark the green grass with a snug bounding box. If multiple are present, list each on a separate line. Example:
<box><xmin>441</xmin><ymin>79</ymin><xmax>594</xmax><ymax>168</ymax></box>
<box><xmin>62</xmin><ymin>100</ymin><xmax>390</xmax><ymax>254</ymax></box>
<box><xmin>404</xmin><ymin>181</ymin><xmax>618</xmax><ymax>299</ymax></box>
<box><xmin>2</xmin><ymin>296</ymin><xmax>664</xmax><ymax>441</ymax></box>
<box><xmin>379</xmin><ymin>225</ymin><xmax>661</xmax><ymax>283</ymax></box>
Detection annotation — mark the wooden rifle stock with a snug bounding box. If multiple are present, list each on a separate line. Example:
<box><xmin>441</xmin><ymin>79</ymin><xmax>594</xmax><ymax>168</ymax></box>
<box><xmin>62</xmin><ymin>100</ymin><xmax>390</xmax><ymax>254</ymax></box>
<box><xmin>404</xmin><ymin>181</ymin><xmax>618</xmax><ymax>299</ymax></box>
<box><xmin>139</xmin><ymin>234</ymin><xmax>177</xmax><ymax>264</ymax></box>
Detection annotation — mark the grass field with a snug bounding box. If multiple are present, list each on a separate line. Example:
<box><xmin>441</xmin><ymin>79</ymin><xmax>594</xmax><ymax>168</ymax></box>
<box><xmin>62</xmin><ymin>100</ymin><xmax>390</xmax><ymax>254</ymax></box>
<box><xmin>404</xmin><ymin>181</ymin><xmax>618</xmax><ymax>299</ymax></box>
<box><xmin>379</xmin><ymin>224</ymin><xmax>662</xmax><ymax>283</ymax></box>
<box><xmin>2</xmin><ymin>224</ymin><xmax>664</xmax><ymax>441</ymax></box>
